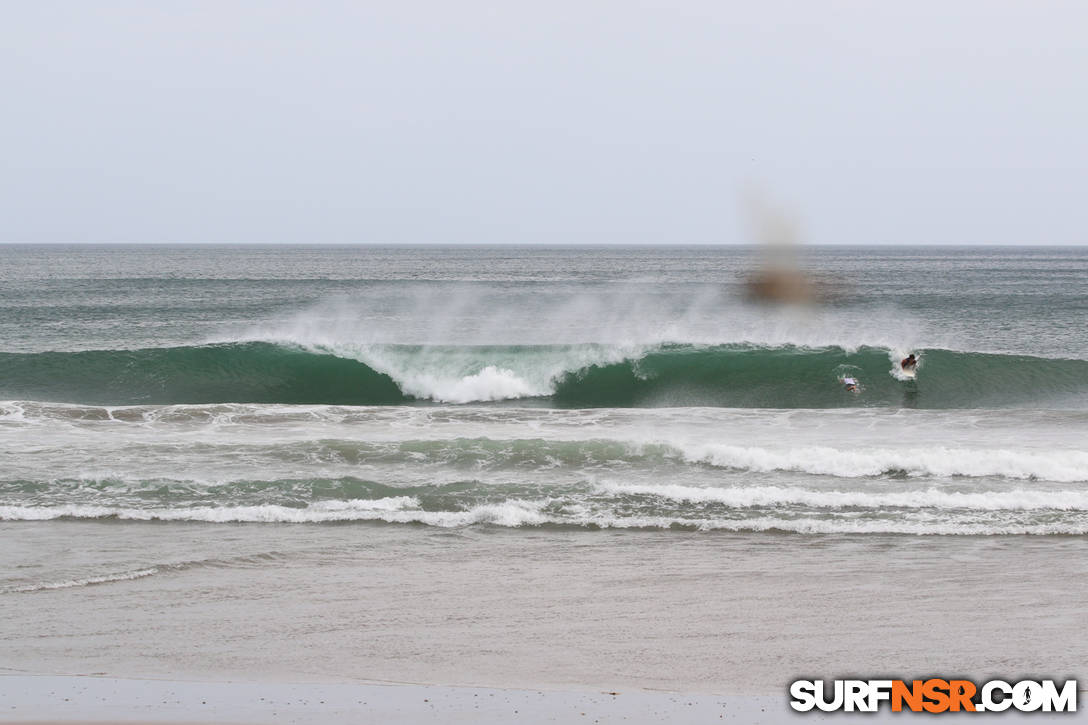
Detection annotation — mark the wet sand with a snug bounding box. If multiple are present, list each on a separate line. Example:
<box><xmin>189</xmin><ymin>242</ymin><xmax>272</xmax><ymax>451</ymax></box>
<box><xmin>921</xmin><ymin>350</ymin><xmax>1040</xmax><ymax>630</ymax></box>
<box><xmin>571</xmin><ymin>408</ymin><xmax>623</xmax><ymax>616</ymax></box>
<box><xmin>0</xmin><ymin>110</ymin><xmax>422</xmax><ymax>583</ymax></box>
<box><xmin>3</xmin><ymin>522</ymin><xmax>1087</xmax><ymax>694</ymax></box>
<box><xmin>0</xmin><ymin>675</ymin><xmax>767</xmax><ymax>724</ymax></box>
<box><xmin>3</xmin><ymin>523</ymin><xmax>1088</xmax><ymax>723</ymax></box>
<box><xmin>3</xmin><ymin>675</ymin><xmax>1085</xmax><ymax>723</ymax></box>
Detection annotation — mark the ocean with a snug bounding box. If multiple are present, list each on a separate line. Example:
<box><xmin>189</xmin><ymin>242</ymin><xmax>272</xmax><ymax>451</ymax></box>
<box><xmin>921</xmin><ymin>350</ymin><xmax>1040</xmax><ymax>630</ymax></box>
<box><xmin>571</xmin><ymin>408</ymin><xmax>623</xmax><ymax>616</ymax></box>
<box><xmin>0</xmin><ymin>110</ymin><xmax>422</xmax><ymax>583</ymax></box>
<box><xmin>2</xmin><ymin>244</ymin><xmax>1087</xmax><ymax>692</ymax></box>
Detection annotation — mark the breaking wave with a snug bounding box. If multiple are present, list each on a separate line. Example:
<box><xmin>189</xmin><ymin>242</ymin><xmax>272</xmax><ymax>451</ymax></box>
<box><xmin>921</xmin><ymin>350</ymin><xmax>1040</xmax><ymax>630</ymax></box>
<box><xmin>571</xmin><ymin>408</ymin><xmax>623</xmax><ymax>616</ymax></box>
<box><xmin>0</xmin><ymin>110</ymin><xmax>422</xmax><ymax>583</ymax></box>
<box><xmin>0</xmin><ymin>436</ymin><xmax>1084</xmax><ymax>483</ymax></box>
<box><xmin>594</xmin><ymin>482</ymin><xmax>1088</xmax><ymax>510</ymax></box>
<box><xmin>1</xmin><ymin>341</ymin><xmax>1086</xmax><ymax>409</ymax></box>
<box><xmin>0</xmin><ymin>567</ymin><xmax>161</xmax><ymax>593</ymax></box>
<box><xmin>673</xmin><ymin>443</ymin><xmax>1088</xmax><ymax>482</ymax></box>
<box><xmin>2</xmin><ymin>496</ymin><xmax>1087</xmax><ymax>536</ymax></box>
<box><xmin>0</xmin><ymin>550</ymin><xmax>295</xmax><ymax>594</ymax></box>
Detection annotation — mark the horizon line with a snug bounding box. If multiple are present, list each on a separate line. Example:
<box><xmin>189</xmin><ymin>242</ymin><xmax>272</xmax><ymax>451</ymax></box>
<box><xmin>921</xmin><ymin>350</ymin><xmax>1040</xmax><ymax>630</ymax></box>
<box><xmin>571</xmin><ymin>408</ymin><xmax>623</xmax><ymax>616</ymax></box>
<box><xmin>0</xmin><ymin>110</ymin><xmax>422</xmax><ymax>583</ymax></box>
<box><xmin>2</xmin><ymin>241</ymin><xmax>1086</xmax><ymax>248</ymax></box>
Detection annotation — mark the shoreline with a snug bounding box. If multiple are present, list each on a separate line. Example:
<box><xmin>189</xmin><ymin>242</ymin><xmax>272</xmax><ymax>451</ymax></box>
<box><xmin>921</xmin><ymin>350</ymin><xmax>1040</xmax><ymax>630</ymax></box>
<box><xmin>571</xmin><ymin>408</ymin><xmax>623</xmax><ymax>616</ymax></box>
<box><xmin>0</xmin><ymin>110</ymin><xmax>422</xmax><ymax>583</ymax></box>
<box><xmin>3</xmin><ymin>674</ymin><xmax>1083</xmax><ymax>724</ymax></box>
<box><xmin>0</xmin><ymin>674</ymin><xmax>764</xmax><ymax>724</ymax></box>
<box><xmin>5</xmin><ymin>523</ymin><xmax>1086</xmax><ymax>696</ymax></box>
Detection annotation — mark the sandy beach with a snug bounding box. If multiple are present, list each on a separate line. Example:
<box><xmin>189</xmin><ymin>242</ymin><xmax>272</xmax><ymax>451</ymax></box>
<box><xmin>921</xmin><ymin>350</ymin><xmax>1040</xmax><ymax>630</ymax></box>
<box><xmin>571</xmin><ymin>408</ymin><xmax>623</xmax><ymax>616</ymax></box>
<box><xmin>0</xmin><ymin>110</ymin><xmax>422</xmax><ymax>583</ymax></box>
<box><xmin>0</xmin><ymin>675</ymin><xmax>773</xmax><ymax>724</ymax></box>
<box><xmin>3</xmin><ymin>520</ymin><xmax>1087</xmax><ymax>722</ymax></box>
<box><xmin>3</xmin><ymin>674</ymin><xmax>1085</xmax><ymax>723</ymax></box>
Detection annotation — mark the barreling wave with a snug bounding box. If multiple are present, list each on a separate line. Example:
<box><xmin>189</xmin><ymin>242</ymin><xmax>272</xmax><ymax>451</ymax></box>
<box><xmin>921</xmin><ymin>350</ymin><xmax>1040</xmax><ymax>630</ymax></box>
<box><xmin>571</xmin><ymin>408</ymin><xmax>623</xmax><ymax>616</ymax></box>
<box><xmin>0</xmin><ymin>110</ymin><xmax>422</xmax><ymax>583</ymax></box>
<box><xmin>2</xmin><ymin>341</ymin><xmax>1087</xmax><ymax>408</ymax></box>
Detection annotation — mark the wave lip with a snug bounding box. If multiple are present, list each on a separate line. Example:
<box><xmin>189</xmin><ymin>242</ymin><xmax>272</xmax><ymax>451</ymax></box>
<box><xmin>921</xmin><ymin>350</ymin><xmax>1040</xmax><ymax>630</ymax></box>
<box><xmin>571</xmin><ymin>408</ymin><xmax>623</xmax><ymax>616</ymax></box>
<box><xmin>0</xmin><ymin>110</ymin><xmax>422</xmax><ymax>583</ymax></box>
<box><xmin>2</xmin><ymin>341</ymin><xmax>1088</xmax><ymax>408</ymax></box>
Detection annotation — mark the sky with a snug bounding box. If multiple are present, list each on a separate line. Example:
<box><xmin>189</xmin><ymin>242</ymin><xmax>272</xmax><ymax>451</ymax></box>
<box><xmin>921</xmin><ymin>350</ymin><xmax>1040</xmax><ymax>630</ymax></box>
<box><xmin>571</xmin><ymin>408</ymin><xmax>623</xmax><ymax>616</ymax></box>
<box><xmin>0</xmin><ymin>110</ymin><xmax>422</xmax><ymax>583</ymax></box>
<box><xmin>2</xmin><ymin>1</ymin><xmax>1086</xmax><ymax>245</ymax></box>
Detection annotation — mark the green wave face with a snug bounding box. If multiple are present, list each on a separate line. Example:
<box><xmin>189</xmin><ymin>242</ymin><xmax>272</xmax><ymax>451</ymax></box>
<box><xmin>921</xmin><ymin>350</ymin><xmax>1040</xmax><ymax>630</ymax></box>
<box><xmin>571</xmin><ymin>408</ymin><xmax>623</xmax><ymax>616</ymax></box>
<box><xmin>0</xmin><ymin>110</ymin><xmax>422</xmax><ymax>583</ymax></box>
<box><xmin>1</xmin><ymin>342</ymin><xmax>1086</xmax><ymax>409</ymax></box>
<box><xmin>553</xmin><ymin>345</ymin><xmax>1088</xmax><ymax>409</ymax></box>
<box><xmin>0</xmin><ymin>342</ymin><xmax>407</xmax><ymax>406</ymax></box>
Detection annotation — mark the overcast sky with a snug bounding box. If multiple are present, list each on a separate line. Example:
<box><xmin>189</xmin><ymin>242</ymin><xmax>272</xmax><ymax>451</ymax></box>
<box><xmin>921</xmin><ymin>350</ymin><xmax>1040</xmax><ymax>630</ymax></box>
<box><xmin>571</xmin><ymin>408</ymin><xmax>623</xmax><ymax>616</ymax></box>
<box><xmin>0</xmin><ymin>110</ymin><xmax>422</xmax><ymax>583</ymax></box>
<box><xmin>2</xmin><ymin>1</ymin><xmax>1086</xmax><ymax>244</ymax></box>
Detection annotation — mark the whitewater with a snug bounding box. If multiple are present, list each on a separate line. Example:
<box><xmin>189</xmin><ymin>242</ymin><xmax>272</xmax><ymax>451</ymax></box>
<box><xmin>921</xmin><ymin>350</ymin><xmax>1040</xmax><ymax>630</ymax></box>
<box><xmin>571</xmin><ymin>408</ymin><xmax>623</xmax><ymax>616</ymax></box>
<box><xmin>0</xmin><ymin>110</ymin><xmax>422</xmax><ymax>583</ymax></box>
<box><xmin>1</xmin><ymin>244</ymin><xmax>1087</xmax><ymax>548</ymax></box>
<box><xmin>4</xmin><ymin>244</ymin><xmax>1088</xmax><ymax>700</ymax></box>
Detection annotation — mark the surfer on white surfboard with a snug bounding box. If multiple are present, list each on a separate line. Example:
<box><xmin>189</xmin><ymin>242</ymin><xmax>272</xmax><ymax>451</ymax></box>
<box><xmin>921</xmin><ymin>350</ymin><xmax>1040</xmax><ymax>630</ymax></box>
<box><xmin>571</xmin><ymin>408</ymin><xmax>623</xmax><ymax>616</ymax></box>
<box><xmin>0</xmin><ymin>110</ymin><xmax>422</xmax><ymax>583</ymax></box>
<box><xmin>840</xmin><ymin>376</ymin><xmax>859</xmax><ymax>392</ymax></box>
<box><xmin>900</xmin><ymin>354</ymin><xmax>918</xmax><ymax>373</ymax></box>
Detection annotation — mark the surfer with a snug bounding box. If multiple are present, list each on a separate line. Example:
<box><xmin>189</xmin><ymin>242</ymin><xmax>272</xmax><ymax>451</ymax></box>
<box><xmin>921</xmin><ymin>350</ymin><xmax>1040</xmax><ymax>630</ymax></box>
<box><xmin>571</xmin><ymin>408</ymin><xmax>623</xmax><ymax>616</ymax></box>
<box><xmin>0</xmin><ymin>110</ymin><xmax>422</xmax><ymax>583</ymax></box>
<box><xmin>840</xmin><ymin>376</ymin><xmax>859</xmax><ymax>392</ymax></box>
<box><xmin>900</xmin><ymin>354</ymin><xmax>918</xmax><ymax>372</ymax></box>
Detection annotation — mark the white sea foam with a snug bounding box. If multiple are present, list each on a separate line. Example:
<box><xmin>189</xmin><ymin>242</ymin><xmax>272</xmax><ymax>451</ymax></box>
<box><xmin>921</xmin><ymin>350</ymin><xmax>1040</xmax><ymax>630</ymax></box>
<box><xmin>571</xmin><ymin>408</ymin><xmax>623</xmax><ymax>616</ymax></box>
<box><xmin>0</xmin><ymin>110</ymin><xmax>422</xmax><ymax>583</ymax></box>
<box><xmin>0</xmin><ymin>497</ymin><xmax>550</xmax><ymax>527</ymax></box>
<box><xmin>2</xmin><ymin>567</ymin><xmax>160</xmax><ymax>594</ymax></box>
<box><xmin>672</xmin><ymin>442</ymin><xmax>1088</xmax><ymax>482</ymax></box>
<box><xmin>599</xmin><ymin>516</ymin><xmax>1088</xmax><ymax>536</ymax></box>
<box><xmin>296</xmin><ymin>342</ymin><xmax>639</xmax><ymax>403</ymax></box>
<box><xmin>305</xmin><ymin>497</ymin><xmax>421</xmax><ymax>512</ymax></box>
<box><xmin>393</xmin><ymin>365</ymin><xmax>543</xmax><ymax>403</ymax></box>
<box><xmin>0</xmin><ymin>497</ymin><xmax>421</xmax><ymax>523</ymax></box>
<box><xmin>2</xmin><ymin>502</ymin><xmax>1084</xmax><ymax>535</ymax></box>
<box><xmin>596</xmin><ymin>482</ymin><xmax>1088</xmax><ymax>511</ymax></box>
<box><xmin>886</xmin><ymin>347</ymin><xmax>924</xmax><ymax>381</ymax></box>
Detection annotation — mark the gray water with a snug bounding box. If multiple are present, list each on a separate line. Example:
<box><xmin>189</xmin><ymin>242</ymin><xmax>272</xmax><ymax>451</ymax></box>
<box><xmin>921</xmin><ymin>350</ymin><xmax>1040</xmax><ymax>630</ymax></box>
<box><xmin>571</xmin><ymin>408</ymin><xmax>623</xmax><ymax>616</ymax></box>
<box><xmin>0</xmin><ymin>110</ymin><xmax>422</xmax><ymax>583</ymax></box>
<box><xmin>1</xmin><ymin>245</ymin><xmax>1086</xmax><ymax>691</ymax></box>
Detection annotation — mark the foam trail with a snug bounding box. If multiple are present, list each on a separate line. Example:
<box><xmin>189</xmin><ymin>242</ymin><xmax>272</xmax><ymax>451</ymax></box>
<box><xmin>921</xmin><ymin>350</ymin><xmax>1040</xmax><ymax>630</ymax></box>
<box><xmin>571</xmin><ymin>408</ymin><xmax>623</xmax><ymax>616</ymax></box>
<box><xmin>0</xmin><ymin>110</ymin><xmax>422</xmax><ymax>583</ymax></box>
<box><xmin>597</xmin><ymin>482</ymin><xmax>1088</xmax><ymax>511</ymax></box>
<box><xmin>0</xmin><ymin>497</ymin><xmax>422</xmax><ymax>522</ymax></box>
<box><xmin>2</xmin><ymin>568</ymin><xmax>160</xmax><ymax>594</ymax></box>
<box><xmin>0</xmin><ymin>499</ymin><xmax>548</xmax><ymax>527</ymax></box>
<box><xmin>888</xmin><ymin>347</ymin><xmax>922</xmax><ymax>381</ymax></box>
<box><xmin>676</xmin><ymin>443</ymin><xmax>1088</xmax><ymax>482</ymax></box>
<box><xmin>2</xmin><ymin>437</ymin><xmax>1087</xmax><ymax>487</ymax></box>
<box><xmin>2</xmin><ymin>503</ymin><xmax>1086</xmax><ymax>535</ymax></box>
